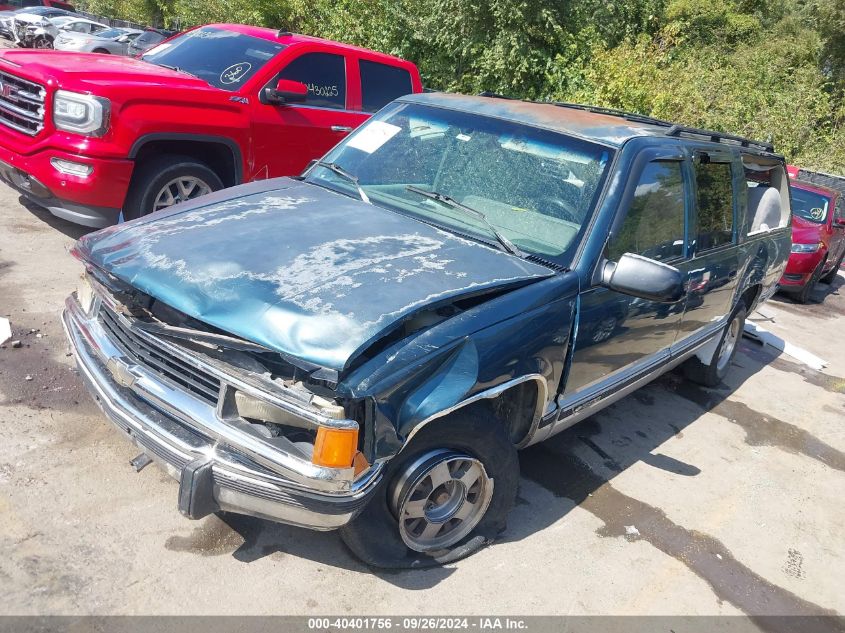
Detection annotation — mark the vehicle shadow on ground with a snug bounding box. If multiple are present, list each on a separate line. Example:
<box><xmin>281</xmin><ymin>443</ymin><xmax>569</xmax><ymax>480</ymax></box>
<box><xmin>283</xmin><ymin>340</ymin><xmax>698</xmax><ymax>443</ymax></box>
<box><xmin>19</xmin><ymin>196</ymin><xmax>94</xmax><ymax>240</ymax></box>
<box><xmin>192</xmin><ymin>335</ymin><xmax>828</xmax><ymax>592</ymax></box>
<box><xmin>504</xmin><ymin>338</ymin><xmax>791</xmax><ymax>541</ymax></box>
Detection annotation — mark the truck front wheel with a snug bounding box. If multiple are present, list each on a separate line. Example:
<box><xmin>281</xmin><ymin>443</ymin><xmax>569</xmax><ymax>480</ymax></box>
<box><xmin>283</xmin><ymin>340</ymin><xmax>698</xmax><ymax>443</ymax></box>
<box><xmin>340</xmin><ymin>404</ymin><xmax>519</xmax><ymax>568</ymax></box>
<box><xmin>123</xmin><ymin>155</ymin><xmax>223</xmax><ymax>221</ymax></box>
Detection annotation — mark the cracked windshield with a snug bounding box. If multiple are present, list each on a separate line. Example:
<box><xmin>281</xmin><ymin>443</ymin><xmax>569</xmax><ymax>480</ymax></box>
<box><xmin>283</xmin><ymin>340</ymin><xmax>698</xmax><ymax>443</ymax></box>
<box><xmin>306</xmin><ymin>102</ymin><xmax>612</xmax><ymax>263</ymax></box>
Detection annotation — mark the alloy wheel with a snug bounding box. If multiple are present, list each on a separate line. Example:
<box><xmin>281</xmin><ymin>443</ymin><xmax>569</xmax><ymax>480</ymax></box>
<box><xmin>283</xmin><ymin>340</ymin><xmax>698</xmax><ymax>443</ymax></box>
<box><xmin>390</xmin><ymin>450</ymin><xmax>494</xmax><ymax>552</ymax></box>
<box><xmin>152</xmin><ymin>176</ymin><xmax>212</xmax><ymax>213</ymax></box>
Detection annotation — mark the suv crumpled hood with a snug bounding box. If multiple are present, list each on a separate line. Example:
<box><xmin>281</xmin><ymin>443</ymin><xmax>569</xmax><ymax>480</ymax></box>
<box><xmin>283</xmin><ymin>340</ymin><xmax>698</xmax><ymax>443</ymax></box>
<box><xmin>0</xmin><ymin>50</ymin><xmax>209</xmax><ymax>90</ymax></box>
<box><xmin>76</xmin><ymin>179</ymin><xmax>553</xmax><ymax>371</ymax></box>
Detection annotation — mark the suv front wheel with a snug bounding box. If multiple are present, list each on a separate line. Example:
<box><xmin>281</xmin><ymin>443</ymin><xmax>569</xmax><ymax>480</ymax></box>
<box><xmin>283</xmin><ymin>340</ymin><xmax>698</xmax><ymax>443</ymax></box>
<box><xmin>123</xmin><ymin>155</ymin><xmax>223</xmax><ymax>221</ymax></box>
<box><xmin>340</xmin><ymin>404</ymin><xmax>519</xmax><ymax>568</ymax></box>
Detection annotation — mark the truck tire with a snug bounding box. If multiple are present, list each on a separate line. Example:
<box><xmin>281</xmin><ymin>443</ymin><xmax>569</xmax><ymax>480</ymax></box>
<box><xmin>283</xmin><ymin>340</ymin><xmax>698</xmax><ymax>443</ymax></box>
<box><xmin>682</xmin><ymin>304</ymin><xmax>746</xmax><ymax>388</ymax></box>
<box><xmin>820</xmin><ymin>251</ymin><xmax>844</xmax><ymax>285</ymax></box>
<box><xmin>123</xmin><ymin>155</ymin><xmax>223</xmax><ymax>221</ymax></box>
<box><xmin>92</xmin><ymin>48</ymin><xmax>111</xmax><ymax>54</ymax></box>
<box><xmin>340</xmin><ymin>403</ymin><xmax>519</xmax><ymax>569</ymax></box>
<box><xmin>796</xmin><ymin>258</ymin><xmax>825</xmax><ymax>304</ymax></box>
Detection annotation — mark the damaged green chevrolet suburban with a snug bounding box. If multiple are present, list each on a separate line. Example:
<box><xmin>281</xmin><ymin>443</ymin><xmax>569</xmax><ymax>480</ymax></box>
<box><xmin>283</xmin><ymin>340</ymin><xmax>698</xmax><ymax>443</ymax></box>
<box><xmin>63</xmin><ymin>93</ymin><xmax>792</xmax><ymax>567</ymax></box>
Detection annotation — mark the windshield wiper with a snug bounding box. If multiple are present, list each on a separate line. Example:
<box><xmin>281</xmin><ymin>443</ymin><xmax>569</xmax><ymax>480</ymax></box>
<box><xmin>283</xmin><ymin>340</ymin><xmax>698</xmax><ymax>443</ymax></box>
<box><xmin>405</xmin><ymin>185</ymin><xmax>522</xmax><ymax>256</ymax></box>
<box><xmin>315</xmin><ymin>161</ymin><xmax>370</xmax><ymax>204</ymax></box>
<box><xmin>149</xmin><ymin>61</ymin><xmax>200</xmax><ymax>80</ymax></box>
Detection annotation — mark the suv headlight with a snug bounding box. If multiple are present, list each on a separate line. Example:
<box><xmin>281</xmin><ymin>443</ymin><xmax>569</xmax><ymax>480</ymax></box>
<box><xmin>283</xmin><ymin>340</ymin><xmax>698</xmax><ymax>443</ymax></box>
<box><xmin>791</xmin><ymin>242</ymin><xmax>823</xmax><ymax>253</ymax></box>
<box><xmin>53</xmin><ymin>90</ymin><xmax>110</xmax><ymax>137</ymax></box>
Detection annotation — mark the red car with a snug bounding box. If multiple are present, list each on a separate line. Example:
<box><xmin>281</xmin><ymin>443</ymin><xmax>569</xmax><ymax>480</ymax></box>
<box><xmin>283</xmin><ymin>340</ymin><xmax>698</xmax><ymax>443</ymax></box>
<box><xmin>779</xmin><ymin>174</ymin><xmax>845</xmax><ymax>302</ymax></box>
<box><xmin>0</xmin><ymin>24</ymin><xmax>422</xmax><ymax>227</ymax></box>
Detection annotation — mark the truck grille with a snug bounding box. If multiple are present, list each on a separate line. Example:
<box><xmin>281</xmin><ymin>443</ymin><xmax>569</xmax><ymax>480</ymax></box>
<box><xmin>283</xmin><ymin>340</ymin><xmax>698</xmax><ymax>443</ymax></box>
<box><xmin>98</xmin><ymin>304</ymin><xmax>223</xmax><ymax>405</ymax></box>
<box><xmin>0</xmin><ymin>69</ymin><xmax>46</xmax><ymax>135</ymax></box>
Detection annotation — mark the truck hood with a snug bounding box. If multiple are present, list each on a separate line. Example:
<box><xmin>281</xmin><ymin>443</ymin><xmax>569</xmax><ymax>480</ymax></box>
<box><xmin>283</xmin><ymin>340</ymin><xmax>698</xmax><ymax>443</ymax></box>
<box><xmin>76</xmin><ymin>179</ymin><xmax>553</xmax><ymax>371</ymax></box>
<box><xmin>0</xmin><ymin>49</ymin><xmax>209</xmax><ymax>90</ymax></box>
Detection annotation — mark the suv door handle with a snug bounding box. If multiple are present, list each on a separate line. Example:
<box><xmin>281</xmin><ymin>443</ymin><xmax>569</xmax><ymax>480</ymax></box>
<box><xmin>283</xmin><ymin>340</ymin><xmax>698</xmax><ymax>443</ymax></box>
<box><xmin>331</xmin><ymin>125</ymin><xmax>353</xmax><ymax>133</ymax></box>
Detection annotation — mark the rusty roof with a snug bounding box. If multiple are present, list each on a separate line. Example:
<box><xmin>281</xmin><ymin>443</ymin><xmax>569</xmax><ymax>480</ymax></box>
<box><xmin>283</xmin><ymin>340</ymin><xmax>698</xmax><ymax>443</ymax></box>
<box><xmin>399</xmin><ymin>92</ymin><xmax>686</xmax><ymax>147</ymax></box>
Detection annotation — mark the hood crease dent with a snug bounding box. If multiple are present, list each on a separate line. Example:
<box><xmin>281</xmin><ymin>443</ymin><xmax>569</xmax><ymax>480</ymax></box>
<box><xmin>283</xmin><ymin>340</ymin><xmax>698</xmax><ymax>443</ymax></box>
<box><xmin>77</xmin><ymin>179</ymin><xmax>553</xmax><ymax>371</ymax></box>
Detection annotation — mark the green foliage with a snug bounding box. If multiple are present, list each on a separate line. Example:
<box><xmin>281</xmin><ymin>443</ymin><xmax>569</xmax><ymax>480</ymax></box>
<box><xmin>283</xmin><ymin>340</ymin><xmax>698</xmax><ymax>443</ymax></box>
<box><xmin>73</xmin><ymin>0</ymin><xmax>845</xmax><ymax>174</ymax></box>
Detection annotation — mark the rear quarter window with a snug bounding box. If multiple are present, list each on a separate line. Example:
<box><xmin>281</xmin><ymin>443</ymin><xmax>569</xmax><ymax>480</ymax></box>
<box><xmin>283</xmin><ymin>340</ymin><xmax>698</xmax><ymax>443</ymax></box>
<box><xmin>359</xmin><ymin>60</ymin><xmax>413</xmax><ymax>113</ymax></box>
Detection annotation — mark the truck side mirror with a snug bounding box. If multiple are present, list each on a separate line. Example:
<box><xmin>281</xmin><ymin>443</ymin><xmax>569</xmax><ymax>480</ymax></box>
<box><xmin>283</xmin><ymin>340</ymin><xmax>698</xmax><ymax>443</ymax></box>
<box><xmin>263</xmin><ymin>79</ymin><xmax>308</xmax><ymax>105</ymax></box>
<box><xmin>601</xmin><ymin>253</ymin><xmax>684</xmax><ymax>303</ymax></box>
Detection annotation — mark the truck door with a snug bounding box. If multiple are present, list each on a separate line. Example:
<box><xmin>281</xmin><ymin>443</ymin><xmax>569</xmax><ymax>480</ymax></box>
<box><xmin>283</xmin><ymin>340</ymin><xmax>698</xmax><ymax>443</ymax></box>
<box><xmin>251</xmin><ymin>51</ymin><xmax>368</xmax><ymax>178</ymax></box>
<box><xmin>673</xmin><ymin>150</ymin><xmax>742</xmax><ymax>349</ymax></box>
<box><xmin>564</xmin><ymin>153</ymin><xmax>689</xmax><ymax>396</ymax></box>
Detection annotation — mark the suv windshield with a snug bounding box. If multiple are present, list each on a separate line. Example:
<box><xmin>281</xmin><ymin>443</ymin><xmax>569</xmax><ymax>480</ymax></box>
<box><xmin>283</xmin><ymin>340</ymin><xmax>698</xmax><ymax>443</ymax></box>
<box><xmin>791</xmin><ymin>186</ymin><xmax>830</xmax><ymax>224</ymax></box>
<box><xmin>305</xmin><ymin>102</ymin><xmax>612</xmax><ymax>263</ymax></box>
<box><xmin>142</xmin><ymin>26</ymin><xmax>285</xmax><ymax>91</ymax></box>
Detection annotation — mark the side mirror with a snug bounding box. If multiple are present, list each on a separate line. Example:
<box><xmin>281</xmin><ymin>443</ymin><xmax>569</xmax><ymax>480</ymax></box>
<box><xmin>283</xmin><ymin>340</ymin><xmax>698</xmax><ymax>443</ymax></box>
<box><xmin>116</xmin><ymin>35</ymin><xmax>129</xmax><ymax>42</ymax></box>
<box><xmin>601</xmin><ymin>253</ymin><xmax>684</xmax><ymax>303</ymax></box>
<box><xmin>263</xmin><ymin>79</ymin><xmax>308</xmax><ymax>105</ymax></box>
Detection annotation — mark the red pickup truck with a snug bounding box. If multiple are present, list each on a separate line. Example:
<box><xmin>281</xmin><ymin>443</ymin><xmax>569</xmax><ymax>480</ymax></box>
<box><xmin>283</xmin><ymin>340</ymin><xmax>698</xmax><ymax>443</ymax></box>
<box><xmin>0</xmin><ymin>24</ymin><xmax>423</xmax><ymax>226</ymax></box>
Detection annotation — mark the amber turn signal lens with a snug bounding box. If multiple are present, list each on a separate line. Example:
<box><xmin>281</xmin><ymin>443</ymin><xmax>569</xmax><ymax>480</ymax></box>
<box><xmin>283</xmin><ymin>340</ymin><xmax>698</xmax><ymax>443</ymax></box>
<box><xmin>312</xmin><ymin>426</ymin><xmax>358</xmax><ymax>468</ymax></box>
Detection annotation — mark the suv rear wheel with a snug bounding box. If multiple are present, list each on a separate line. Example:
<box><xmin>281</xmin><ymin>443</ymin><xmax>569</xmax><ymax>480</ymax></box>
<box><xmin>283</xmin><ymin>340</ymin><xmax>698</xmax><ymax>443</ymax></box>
<box><xmin>340</xmin><ymin>404</ymin><xmax>519</xmax><ymax>568</ymax></box>
<box><xmin>123</xmin><ymin>155</ymin><xmax>223</xmax><ymax>220</ymax></box>
<box><xmin>682</xmin><ymin>304</ymin><xmax>746</xmax><ymax>387</ymax></box>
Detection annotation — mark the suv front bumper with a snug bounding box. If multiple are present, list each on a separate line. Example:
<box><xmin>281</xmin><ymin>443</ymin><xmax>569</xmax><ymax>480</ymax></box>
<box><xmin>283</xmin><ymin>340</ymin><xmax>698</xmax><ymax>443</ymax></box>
<box><xmin>62</xmin><ymin>295</ymin><xmax>381</xmax><ymax>530</ymax></box>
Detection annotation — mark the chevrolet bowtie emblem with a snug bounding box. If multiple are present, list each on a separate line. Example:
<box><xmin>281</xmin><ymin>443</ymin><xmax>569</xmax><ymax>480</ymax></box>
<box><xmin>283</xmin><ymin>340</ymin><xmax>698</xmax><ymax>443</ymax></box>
<box><xmin>106</xmin><ymin>357</ymin><xmax>139</xmax><ymax>389</ymax></box>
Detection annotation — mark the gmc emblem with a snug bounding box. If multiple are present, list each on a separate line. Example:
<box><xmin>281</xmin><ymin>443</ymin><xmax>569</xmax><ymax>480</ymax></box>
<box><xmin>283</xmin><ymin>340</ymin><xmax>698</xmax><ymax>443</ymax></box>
<box><xmin>0</xmin><ymin>80</ymin><xmax>14</xmax><ymax>99</ymax></box>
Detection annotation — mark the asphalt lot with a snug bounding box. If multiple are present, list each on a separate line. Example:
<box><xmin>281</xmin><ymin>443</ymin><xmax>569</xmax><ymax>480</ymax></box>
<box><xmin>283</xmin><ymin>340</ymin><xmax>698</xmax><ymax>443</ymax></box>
<box><xmin>1</xmin><ymin>188</ymin><xmax>844</xmax><ymax>625</ymax></box>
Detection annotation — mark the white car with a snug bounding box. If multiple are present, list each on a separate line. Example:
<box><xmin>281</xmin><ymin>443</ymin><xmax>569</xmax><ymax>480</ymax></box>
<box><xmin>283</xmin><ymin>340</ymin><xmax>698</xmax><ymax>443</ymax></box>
<box><xmin>12</xmin><ymin>13</ymin><xmax>106</xmax><ymax>47</ymax></box>
<box><xmin>54</xmin><ymin>26</ymin><xmax>142</xmax><ymax>54</ymax></box>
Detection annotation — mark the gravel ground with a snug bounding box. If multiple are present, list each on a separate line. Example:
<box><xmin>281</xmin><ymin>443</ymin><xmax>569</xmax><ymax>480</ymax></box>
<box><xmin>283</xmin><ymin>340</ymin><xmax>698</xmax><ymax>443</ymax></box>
<box><xmin>1</xmin><ymin>187</ymin><xmax>844</xmax><ymax>626</ymax></box>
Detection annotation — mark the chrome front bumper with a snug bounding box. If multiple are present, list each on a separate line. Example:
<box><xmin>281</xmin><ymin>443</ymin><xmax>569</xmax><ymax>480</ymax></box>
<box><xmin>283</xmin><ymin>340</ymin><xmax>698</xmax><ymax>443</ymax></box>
<box><xmin>61</xmin><ymin>295</ymin><xmax>382</xmax><ymax>530</ymax></box>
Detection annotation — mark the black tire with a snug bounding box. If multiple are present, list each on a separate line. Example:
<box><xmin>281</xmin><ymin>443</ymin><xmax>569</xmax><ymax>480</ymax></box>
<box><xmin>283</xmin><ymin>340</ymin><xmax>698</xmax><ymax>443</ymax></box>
<box><xmin>93</xmin><ymin>48</ymin><xmax>110</xmax><ymax>54</ymax></box>
<box><xmin>123</xmin><ymin>155</ymin><xmax>223</xmax><ymax>221</ymax></box>
<box><xmin>340</xmin><ymin>403</ymin><xmax>519</xmax><ymax>569</ymax></box>
<box><xmin>682</xmin><ymin>304</ymin><xmax>747</xmax><ymax>388</ymax></box>
<box><xmin>796</xmin><ymin>258</ymin><xmax>825</xmax><ymax>304</ymax></box>
<box><xmin>820</xmin><ymin>251</ymin><xmax>844</xmax><ymax>285</ymax></box>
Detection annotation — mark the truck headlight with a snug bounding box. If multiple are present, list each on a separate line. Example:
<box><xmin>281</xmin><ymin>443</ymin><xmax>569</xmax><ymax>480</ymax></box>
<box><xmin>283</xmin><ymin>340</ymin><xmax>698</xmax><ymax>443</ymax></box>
<box><xmin>53</xmin><ymin>90</ymin><xmax>110</xmax><ymax>137</ymax></box>
<box><xmin>791</xmin><ymin>242</ymin><xmax>823</xmax><ymax>253</ymax></box>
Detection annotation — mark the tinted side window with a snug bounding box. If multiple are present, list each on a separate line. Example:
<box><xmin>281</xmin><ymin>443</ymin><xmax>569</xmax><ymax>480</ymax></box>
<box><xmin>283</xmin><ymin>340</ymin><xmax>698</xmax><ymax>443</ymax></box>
<box><xmin>278</xmin><ymin>53</ymin><xmax>346</xmax><ymax>109</ymax></box>
<box><xmin>695</xmin><ymin>160</ymin><xmax>735</xmax><ymax>250</ymax></box>
<box><xmin>359</xmin><ymin>60</ymin><xmax>413</xmax><ymax>113</ymax></box>
<box><xmin>608</xmin><ymin>160</ymin><xmax>686</xmax><ymax>262</ymax></box>
<box><xmin>21</xmin><ymin>0</ymin><xmax>41</xmax><ymax>6</ymax></box>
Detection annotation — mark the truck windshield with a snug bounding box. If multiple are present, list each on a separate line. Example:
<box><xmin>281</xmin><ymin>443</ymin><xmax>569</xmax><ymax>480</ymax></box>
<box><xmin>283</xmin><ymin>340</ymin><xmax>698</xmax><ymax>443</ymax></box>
<box><xmin>142</xmin><ymin>26</ymin><xmax>286</xmax><ymax>91</ymax></box>
<box><xmin>305</xmin><ymin>102</ymin><xmax>612</xmax><ymax>264</ymax></box>
<box><xmin>791</xmin><ymin>187</ymin><xmax>830</xmax><ymax>224</ymax></box>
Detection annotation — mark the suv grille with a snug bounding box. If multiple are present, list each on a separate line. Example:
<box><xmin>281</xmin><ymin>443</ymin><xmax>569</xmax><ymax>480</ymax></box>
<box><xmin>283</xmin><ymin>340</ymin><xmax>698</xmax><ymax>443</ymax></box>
<box><xmin>98</xmin><ymin>304</ymin><xmax>222</xmax><ymax>405</ymax></box>
<box><xmin>0</xmin><ymin>69</ymin><xmax>46</xmax><ymax>135</ymax></box>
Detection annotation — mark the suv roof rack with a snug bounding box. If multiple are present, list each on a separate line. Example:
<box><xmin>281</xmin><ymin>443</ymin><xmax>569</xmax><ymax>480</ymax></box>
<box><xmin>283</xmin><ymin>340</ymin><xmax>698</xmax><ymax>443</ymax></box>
<box><xmin>550</xmin><ymin>102</ymin><xmax>677</xmax><ymax>128</ymax></box>
<box><xmin>476</xmin><ymin>93</ymin><xmax>776</xmax><ymax>154</ymax></box>
<box><xmin>665</xmin><ymin>125</ymin><xmax>774</xmax><ymax>153</ymax></box>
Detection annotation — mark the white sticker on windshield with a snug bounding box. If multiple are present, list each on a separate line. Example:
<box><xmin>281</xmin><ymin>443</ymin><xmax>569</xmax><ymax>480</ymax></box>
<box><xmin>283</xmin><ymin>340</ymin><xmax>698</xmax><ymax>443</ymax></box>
<box><xmin>221</xmin><ymin>62</ymin><xmax>252</xmax><ymax>84</ymax></box>
<box><xmin>346</xmin><ymin>121</ymin><xmax>401</xmax><ymax>154</ymax></box>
